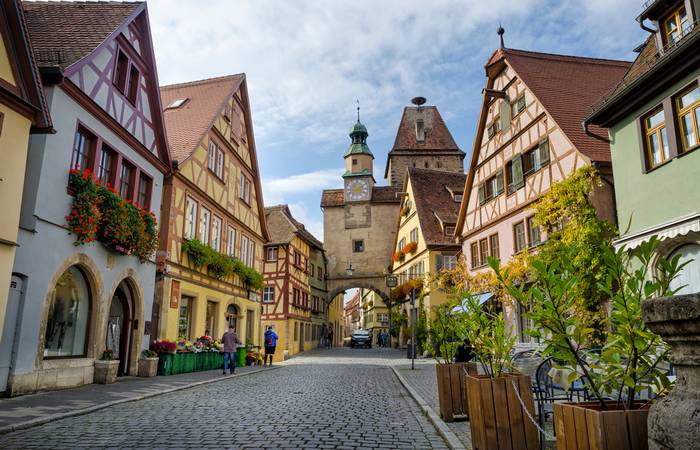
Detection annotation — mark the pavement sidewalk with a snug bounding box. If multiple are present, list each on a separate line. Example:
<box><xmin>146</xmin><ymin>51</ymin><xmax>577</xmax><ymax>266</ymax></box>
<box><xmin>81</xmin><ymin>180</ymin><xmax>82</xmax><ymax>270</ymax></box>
<box><xmin>0</xmin><ymin>363</ymin><xmax>279</xmax><ymax>434</ymax></box>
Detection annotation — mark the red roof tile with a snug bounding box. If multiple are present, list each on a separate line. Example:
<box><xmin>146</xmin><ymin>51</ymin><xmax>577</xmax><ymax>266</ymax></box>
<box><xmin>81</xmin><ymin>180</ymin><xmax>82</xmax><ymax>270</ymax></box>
<box><xmin>492</xmin><ymin>48</ymin><xmax>631</xmax><ymax>162</ymax></box>
<box><xmin>390</xmin><ymin>106</ymin><xmax>462</xmax><ymax>152</ymax></box>
<box><xmin>160</xmin><ymin>74</ymin><xmax>244</xmax><ymax>163</ymax></box>
<box><xmin>23</xmin><ymin>1</ymin><xmax>141</xmax><ymax>70</ymax></box>
<box><xmin>320</xmin><ymin>186</ymin><xmax>400</xmax><ymax>208</ymax></box>
<box><xmin>264</xmin><ymin>205</ymin><xmax>324</xmax><ymax>249</ymax></box>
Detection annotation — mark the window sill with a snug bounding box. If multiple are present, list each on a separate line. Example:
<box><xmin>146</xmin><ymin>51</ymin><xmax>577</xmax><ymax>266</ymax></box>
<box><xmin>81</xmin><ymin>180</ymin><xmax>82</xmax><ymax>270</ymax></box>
<box><xmin>207</xmin><ymin>167</ymin><xmax>225</xmax><ymax>183</ymax></box>
<box><xmin>238</xmin><ymin>197</ymin><xmax>251</xmax><ymax>208</ymax></box>
<box><xmin>643</xmin><ymin>157</ymin><xmax>673</xmax><ymax>173</ymax></box>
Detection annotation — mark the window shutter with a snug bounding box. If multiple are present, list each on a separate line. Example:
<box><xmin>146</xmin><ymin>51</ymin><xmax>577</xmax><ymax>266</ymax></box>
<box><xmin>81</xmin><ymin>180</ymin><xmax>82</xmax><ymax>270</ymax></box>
<box><xmin>436</xmin><ymin>255</ymin><xmax>444</xmax><ymax>272</ymax></box>
<box><xmin>478</xmin><ymin>183</ymin><xmax>486</xmax><ymax>205</ymax></box>
<box><xmin>539</xmin><ymin>138</ymin><xmax>550</xmax><ymax>167</ymax></box>
<box><xmin>512</xmin><ymin>154</ymin><xmax>524</xmax><ymax>190</ymax></box>
<box><xmin>499</xmin><ymin>100</ymin><xmax>511</xmax><ymax>133</ymax></box>
<box><xmin>495</xmin><ymin>170</ymin><xmax>504</xmax><ymax>195</ymax></box>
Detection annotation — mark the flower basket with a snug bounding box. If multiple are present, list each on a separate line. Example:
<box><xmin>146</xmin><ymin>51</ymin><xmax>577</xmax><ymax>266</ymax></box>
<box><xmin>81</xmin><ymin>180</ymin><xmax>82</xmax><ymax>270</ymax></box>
<box><xmin>403</xmin><ymin>241</ymin><xmax>418</xmax><ymax>254</ymax></box>
<box><xmin>138</xmin><ymin>357</ymin><xmax>159</xmax><ymax>377</ymax></box>
<box><xmin>553</xmin><ymin>402</ymin><xmax>649</xmax><ymax>450</ymax></box>
<box><xmin>392</xmin><ymin>251</ymin><xmax>403</xmax><ymax>263</ymax></box>
<box><xmin>94</xmin><ymin>359</ymin><xmax>119</xmax><ymax>384</ymax></box>
<box><xmin>436</xmin><ymin>361</ymin><xmax>477</xmax><ymax>422</ymax></box>
<box><xmin>467</xmin><ymin>372</ymin><xmax>538</xmax><ymax>450</ymax></box>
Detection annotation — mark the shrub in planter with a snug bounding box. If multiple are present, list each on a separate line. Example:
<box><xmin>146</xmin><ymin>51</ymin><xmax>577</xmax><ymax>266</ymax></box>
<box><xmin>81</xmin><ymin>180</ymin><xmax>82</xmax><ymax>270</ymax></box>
<box><xmin>182</xmin><ymin>239</ymin><xmax>212</xmax><ymax>269</ymax></box>
<box><xmin>94</xmin><ymin>349</ymin><xmax>119</xmax><ymax>384</ymax></box>
<box><xmin>138</xmin><ymin>349</ymin><xmax>159</xmax><ymax>377</ymax></box>
<box><xmin>493</xmin><ymin>237</ymin><xmax>682</xmax><ymax>450</ymax></box>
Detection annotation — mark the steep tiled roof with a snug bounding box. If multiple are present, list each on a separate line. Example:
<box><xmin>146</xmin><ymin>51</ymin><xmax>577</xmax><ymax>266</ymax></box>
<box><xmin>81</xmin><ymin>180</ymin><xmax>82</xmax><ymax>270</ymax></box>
<box><xmin>493</xmin><ymin>48</ymin><xmax>630</xmax><ymax>162</ymax></box>
<box><xmin>264</xmin><ymin>205</ymin><xmax>323</xmax><ymax>250</ymax></box>
<box><xmin>320</xmin><ymin>186</ymin><xmax>400</xmax><ymax>207</ymax></box>
<box><xmin>408</xmin><ymin>168</ymin><xmax>466</xmax><ymax>246</ymax></box>
<box><xmin>23</xmin><ymin>1</ymin><xmax>141</xmax><ymax>70</ymax></box>
<box><xmin>160</xmin><ymin>74</ymin><xmax>244</xmax><ymax>163</ymax></box>
<box><xmin>390</xmin><ymin>106</ymin><xmax>463</xmax><ymax>153</ymax></box>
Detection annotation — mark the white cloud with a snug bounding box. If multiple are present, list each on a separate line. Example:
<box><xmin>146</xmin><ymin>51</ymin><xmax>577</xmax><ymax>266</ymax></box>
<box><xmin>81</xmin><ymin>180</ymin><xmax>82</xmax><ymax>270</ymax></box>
<box><xmin>262</xmin><ymin>167</ymin><xmax>343</xmax><ymax>205</ymax></box>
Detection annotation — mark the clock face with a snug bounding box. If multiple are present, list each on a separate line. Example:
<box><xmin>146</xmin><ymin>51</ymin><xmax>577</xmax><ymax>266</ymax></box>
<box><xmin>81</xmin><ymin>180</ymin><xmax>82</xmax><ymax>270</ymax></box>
<box><xmin>345</xmin><ymin>178</ymin><xmax>370</xmax><ymax>201</ymax></box>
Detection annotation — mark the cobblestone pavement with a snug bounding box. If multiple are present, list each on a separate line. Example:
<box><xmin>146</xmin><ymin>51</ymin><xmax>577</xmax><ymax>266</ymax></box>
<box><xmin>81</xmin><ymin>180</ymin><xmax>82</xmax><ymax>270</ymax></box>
<box><xmin>0</xmin><ymin>348</ymin><xmax>449</xmax><ymax>450</ymax></box>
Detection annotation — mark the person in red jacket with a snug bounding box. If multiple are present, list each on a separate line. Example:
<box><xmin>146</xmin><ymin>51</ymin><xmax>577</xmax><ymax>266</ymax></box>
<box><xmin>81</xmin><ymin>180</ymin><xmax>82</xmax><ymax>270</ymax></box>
<box><xmin>221</xmin><ymin>325</ymin><xmax>241</xmax><ymax>375</ymax></box>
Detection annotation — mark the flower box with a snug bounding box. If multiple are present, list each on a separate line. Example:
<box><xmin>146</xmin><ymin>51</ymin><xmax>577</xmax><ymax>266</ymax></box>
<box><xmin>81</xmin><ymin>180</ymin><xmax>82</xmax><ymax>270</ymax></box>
<box><xmin>94</xmin><ymin>360</ymin><xmax>119</xmax><ymax>384</ymax></box>
<box><xmin>138</xmin><ymin>357</ymin><xmax>159</xmax><ymax>377</ymax></box>
<box><xmin>436</xmin><ymin>361</ymin><xmax>477</xmax><ymax>422</ymax></box>
<box><xmin>553</xmin><ymin>401</ymin><xmax>649</xmax><ymax>450</ymax></box>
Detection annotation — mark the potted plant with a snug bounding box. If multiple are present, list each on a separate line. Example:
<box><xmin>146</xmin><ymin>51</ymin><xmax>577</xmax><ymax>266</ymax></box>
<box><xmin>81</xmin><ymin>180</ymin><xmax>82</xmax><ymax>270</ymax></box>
<box><xmin>403</xmin><ymin>241</ymin><xmax>418</xmax><ymax>254</ymax></box>
<box><xmin>430</xmin><ymin>298</ymin><xmax>477</xmax><ymax>422</ymax></box>
<box><xmin>138</xmin><ymin>349</ymin><xmax>159</xmax><ymax>377</ymax></box>
<box><xmin>457</xmin><ymin>292</ymin><xmax>539</xmax><ymax>450</ymax></box>
<box><xmin>94</xmin><ymin>349</ymin><xmax>119</xmax><ymax>384</ymax></box>
<box><xmin>493</xmin><ymin>238</ymin><xmax>680</xmax><ymax>450</ymax></box>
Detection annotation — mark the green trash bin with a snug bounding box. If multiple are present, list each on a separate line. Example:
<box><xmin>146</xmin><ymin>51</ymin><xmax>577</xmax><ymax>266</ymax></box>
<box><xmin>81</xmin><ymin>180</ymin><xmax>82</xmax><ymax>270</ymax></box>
<box><xmin>157</xmin><ymin>353</ymin><xmax>174</xmax><ymax>376</ymax></box>
<box><xmin>237</xmin><ymin>347</ymin><xmax>247</xmax><ymax>367</ymax></box>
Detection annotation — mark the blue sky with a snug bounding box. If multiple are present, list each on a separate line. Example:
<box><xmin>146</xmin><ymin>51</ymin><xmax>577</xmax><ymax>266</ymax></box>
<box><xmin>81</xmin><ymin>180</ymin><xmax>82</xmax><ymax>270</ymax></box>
<box><xmin>148</xmin><ymin>0</ymin><xmax>646</xmax><ymax>241</ymax></box>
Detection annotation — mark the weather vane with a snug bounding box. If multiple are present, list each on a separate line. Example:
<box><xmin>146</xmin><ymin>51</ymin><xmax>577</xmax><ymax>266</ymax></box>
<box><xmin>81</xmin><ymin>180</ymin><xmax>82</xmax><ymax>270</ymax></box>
<box><xmin>356</xmin><ymin>99</ymin><xmax>360</xmax><ymax>122</ymax></box>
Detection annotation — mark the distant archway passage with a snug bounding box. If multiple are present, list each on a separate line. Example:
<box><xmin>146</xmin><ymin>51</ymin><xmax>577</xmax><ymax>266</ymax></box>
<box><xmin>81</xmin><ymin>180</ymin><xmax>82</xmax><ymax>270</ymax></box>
<box><xmin>326</xmin><ymin>275</ymin><xmax>391</xmax><ymax>306</ymax></box>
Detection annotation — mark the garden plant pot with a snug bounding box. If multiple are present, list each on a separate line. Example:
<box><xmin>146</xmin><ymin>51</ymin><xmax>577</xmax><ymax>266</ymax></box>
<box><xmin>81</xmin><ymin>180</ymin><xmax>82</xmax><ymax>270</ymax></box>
<box><xmin>467</xmin><ymin>372</ymin><xmax>538</xmax><ymax>450</ymax></box>
<box><xmin>157</xmin><ymin>353</ymin><xmax>174</xmax><ymax>376</ymax></box>
<box><xmin>436</xmin><ymin>361</ymin><xmax>477</xmax><ymax>422</ymax></box>
<box><xmin>138</xmin><ymin>357</ymin><xmax>159</xmax><ymax>377</ymax></box>
<box><xmin>94</xmin><ymin>359</ymin><xmax>119</xmax><ymax>384</ymax></box>
<box><xmin>553</xmin><ymin>401</ymin><xmax>649</xmax><ymax>450</ymax></box>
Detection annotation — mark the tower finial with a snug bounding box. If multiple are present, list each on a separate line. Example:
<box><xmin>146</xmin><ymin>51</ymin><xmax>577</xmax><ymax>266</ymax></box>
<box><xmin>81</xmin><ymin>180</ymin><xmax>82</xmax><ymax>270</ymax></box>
<box><xmin>497</xmin><ymin>24</ymin><xmax>505</xmax><ymax>49</ymax></box>
<box><xmin>356</xmin><ymin>99</ymin><xmax>360</xmax><ymax>122</ymax></box>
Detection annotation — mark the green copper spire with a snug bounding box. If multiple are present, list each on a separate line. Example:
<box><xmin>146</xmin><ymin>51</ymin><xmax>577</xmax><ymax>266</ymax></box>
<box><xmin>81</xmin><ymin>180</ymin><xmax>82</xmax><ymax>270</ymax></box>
<box><xmin>344</xmin><ymin>101</ymin><xmax>374</xmax><ymax>158</ymax></box>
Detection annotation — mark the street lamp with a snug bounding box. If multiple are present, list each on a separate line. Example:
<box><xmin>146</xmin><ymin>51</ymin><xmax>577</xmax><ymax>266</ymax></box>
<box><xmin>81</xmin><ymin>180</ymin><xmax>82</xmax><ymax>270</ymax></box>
<box><xmin>346</xmin><ymin>262</ymin><xmax>354</xmax><ymax>276</ymax></box>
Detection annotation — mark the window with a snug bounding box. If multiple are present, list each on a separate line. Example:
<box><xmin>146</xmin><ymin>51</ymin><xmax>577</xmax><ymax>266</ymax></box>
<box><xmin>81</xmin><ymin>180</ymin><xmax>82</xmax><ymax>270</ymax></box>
<box><xmin>263</xmin><ymin>286</ymin><xmax>275</xmax><ymax>303</ymax></box>
<box><xmin>445</xmin><ymin>225</ymin><xmax>456</xmax><ymax>236</ymax></box>
<box><xmin>241</xmin><ymin>235</ymin><xmax>249</xmax><ymax>265</ymax></box>
<box><xmin>44</xmin><ymin>266</ymin><xmax>90</xmax><ymax>358</ymax></box>
<box><xmin>523</xmin><ymin>139</ymin><xmax>550</xmax><ymax>175</ymax></box>
<box><xmin>317</xmin><ymin>267</ymin><xmax>323</xmax><ymax>280</ymax></box>
<box><xmin>113</xmin><ymin>49</ymin><xmax>139</xmax><ymax>105</ymax></box>
<box><xmin>71</xmin><ymin>129</ymin><xmax>92</xmax><ymax>171</ymax></box>
<box><xmin>199</xmin><ymin>208</ymin><xmax>211</xmax><ymax>244</ymax></box>
<box><xmin>178</xmin><ymin>295</ymin><xmax>193</xmax><ymax>339</ymax></box>
<box><xmin>97</xmin><ymin>146</ymin><xmax>115</xmax><ymax>185</ymax></box>
<box><xmin>442</xmin><ymin>255</ymin><xmax>457</xmax><ymax>270</ymax></box>
<box><xmin>668</xmin><ymin>244</ymin><xmax>700</xmax><ymax>294</ymax></box>
<box><xmin>167</xmin><ymin>98</ymin><xmax>188</xmax><ymax>109</ymax></box>
<box><xmin>489</xmin><ymin>233</ymin><xmax>500</xmax><ymax>261</ymax></box>
<box><xmin>209</xmin><ymin>141</ymin><xmax>224</xmax><ymax>179</ymax></box>
<box><xmin>310</xmin><ymin>263</ymin><xmax>315</xmax><ymax>276</ymax></box>
<box><xmin>511</xmin><ymin>94</ymin><xmax>526</xmax><ymax>117</ymax></box>
<box><xmin>248</xmin><ymin>240</ymin><xmax>255</xmax><ymax>266</ymax></box>
<box><xmin>487</xmin><ymin>117</ymin><xmax>501</xmax><ymax>139</ymax></box>
<box><xmin>643</xmin><ymin>107</ymin><xmax>670</xmax><ymax>168</ymax></box>
<box><xmin>136</xmin><ymin>174</ymin><xmax>151</xmax><ymax>208</ymax></box>
<box><xmin>479</xmin><ymin>171</ymin><xmax>504</xmax><ymax>204</ymax></box>
<box><xmin>118</xmin><ymin>161</ymin><xmax>134</xmax><ymax>199</ymax></box>
<box><xmin>205</xmin><ymin>301</ymin><xmax>217</xmax><ymax>337</ymax></box>
<box><xmin>514</xmin><ymin>221</ymin><xmax>526</xmax><ymax>253</ymax></box>
<box><xmin>293</xmin><ymin>288</ymin><xmax>300</xmax><ymax>306</ymax></box>
<box><xmin>127</xmin><ymin>64</ymin><xmax>140</xmax><ymax>104</ymax></box>
<box><xmin>226</xmin><ymin>226</ymin><xmax>236</xmax><ymax>256</ymax></box>
<box><xmin>479</xmin><ymin>238</ymin><xmax>488</xmax><ymax>267</ymax></box>
<box><xmin>470</xmin><ymin>242</ymin><xmax>479</xmax><ymax>268</ymax></box>
<box><xmin>526</xmin><ymin>216</ymin><xmax>541</xmax><ymax>247</ymax></box>
<box><xmin>185</xmin><ymin>197</ymin><xmax>198</xmax><ymax>239</ymax></box>
<box><xmin>113</xmin><ymin>50</ymin><xmax>129</xmax><ymax>92</ymax></box>
<box><xmin>410</xmin><ymin>227</ymin><xmax>418</xmax><ymax>244</ymax></box>
<box><xmin>352</xmin><ymin>158</ymin><xmax>358</xmax><ymax>166</ymax></box>
<box><xmin>454</xmin><ymin>193</ymin><xmax>463</xmax><ymax>203</ymax></box>
<box><xmin>353</xmin><ymin>240</ymin><xmax>364</xmax><ymax>252</ymax></box>
<box><xmin>675</xmin><ymin>83</ymin><xmax>700</xmax><ymax>152</ymax></box>
<box><xmin>239</xmin><ymin>174</ymin><xmax>251</xmax><ymax>203</ymax></box>
<box><xmin>294</xmin><ymin>322</ymin><xmax>298</xmax><ymax>340</ymax></box>
<box><xmin>662</xmin><ymin>5</ymin><xmax>690</xmax><ymax>45</ymax></box>
<box><xmin>293</xmin><ymin>251</ymin><xmax>302</xmax><ymax>267</ymax></box>
<box><xmin>211</xmin><ymin>216</ymin><xmax>222</xmax><ymax>251</ymax></box>
<box><xmin>266</xmin><ymin>247</ymin><xmax>278</xmax><ymax>261</ymax></box>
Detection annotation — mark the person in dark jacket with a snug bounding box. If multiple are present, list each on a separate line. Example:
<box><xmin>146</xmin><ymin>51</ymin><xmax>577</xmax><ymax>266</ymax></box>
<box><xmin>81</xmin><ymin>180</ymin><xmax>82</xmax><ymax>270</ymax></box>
<box><xmin>222</xmin><ymin>326</ymin><xmax>241</xmax><ymax>374</ymax></box>
<box><xmin>263</xmin><ymin>326</ymin><xmax>278</xmax><ymax>366</ymax></box>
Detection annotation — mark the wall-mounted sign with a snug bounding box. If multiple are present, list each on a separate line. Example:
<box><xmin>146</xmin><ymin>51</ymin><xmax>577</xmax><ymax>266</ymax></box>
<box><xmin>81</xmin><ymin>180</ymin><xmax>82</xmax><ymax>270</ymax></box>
<box><xmin>386</xmin><ymin>275</ymin><xmax>398</xmax><ymax>287</ymax></box>
<box><xmin>170</xmin><ymin>280</ymin><xmax>180</xmax><ymax>309</ymax></box>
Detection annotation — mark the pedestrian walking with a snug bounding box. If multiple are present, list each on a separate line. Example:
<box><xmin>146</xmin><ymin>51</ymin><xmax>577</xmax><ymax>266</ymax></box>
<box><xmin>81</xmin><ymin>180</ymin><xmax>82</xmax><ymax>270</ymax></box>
<box><xmin>221</xmin><ymin>325</ymin><xmax>241</xmax><ymax>375</ymax></box>
<box><xmin>263</xmin><ymin>326</ymin><xmax>278</xmax><ymax>366</ymax></box>
<box><xmin>327</xmin><ymin>328</ymin><xmax>334</xmax><ymax>348</ymax></box>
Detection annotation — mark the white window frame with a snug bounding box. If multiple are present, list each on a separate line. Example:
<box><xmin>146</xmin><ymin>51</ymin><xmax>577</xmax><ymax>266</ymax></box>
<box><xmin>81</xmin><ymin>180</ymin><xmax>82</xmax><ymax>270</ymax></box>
<box><xmin>263</xmin><ymin>286</ymin><xmax>275</xmax><ymax>303</ymax></box>
<box><xmin>443</xmin><ymin>255</ymin><xmax>457</xmax><ymax>270</ymax></box>
<box><xmin>266</xmin><ymin>247</ymin><xmax>278</xmax><ymax>261</ymax></box>
<box><xmin>211</xmin><ymin>216</ymin><xmax>222</xmax><ymax>251</ymax></box>
<box><xmin>185</xmin><ymin>196</ymin><xmax>198</xmax><ymax>239</ymax></box>
<box><xmin>241</xmin><ymin>235</ymin><xmax>249</xmax><ymax>265</ymax></box>
<box><xmin>216</xmin><ymin>148</ymin><xmax>224</xmax><ymax>178</ymax></box>
<box><xmin>226</xmin><ymin>226</ymin><xmax>236</xmax><ymax>257</ymax></box>
<box><xmin>208</xmin><ymin>141</ymin><xmax>216</xmax><ymax>171</ymax></box>
<box><xmin>239</xmin><ymin>174</ymin><xmax>251</xmax><ymax>203</ymax></box>
<box><xmin>199</xmin><ymin>208</ymin><xmax>211</xmax><ymax>244</ymax></box>
<box><xmin>248</xmin><ymin>240</ymin><xmax>255</xmax><ymax>266</ymax></box>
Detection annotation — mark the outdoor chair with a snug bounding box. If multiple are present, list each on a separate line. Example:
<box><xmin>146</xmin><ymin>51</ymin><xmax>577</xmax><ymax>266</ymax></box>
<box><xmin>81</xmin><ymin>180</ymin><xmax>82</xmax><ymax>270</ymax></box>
<box><xmin>534</xmin><ymin>357</ymin><xmax>572</xmax><ymax>449</ymax></box>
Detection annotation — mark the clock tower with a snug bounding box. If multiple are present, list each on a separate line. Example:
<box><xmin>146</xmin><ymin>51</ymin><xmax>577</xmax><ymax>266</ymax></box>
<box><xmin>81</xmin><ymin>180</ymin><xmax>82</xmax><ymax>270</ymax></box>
<box><xmin>343</xmin><ymin>112</ymin><xmax>375</xmax><ymax>202</ymax></box>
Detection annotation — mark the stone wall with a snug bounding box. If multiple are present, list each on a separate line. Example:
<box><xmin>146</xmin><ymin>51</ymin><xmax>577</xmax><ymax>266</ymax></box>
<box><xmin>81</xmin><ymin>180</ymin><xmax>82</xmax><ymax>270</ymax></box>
<box><xmin>387</xmin><ymin>154</ymin><xmax>464</xmax><ymax>190</ymax></box>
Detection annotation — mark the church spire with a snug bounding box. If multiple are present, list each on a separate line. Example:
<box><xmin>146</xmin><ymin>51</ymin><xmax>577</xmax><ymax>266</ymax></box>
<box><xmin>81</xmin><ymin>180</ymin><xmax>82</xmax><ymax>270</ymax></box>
<box><xmin>345</xmin><ymin>102</ymin><xmax>373</xmax><ymax>158</ymax></box>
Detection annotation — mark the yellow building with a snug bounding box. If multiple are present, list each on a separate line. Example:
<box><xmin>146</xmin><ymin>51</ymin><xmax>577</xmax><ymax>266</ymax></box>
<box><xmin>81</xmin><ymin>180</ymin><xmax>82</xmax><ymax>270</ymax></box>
<box><xmin>390</xmin><ymin>168</ymin><xmax>466</xmax><ymax>346</ymax></box>
<box><xmin>263</xmin><ymin>205</ymin><xmax>326</xmax><ymax>361</ymax></box>
<box><xmin>327</xmin><ymin>292</ymin><xmax>344</xmax><ymax>347</ymax></box>
<box><xmin>359</xmin><ymin>288</ymin><xmax>389</xmax><ymax>345</ymax></box>
<box><xmin>155</xmin><ymin>74</ymin><xmax>268</xmax><ymax>345</ymax></box>
<box><xmin>0</xmin><ymin>0</ymin><xmax>52</xmax><ymax>338</ymax></box>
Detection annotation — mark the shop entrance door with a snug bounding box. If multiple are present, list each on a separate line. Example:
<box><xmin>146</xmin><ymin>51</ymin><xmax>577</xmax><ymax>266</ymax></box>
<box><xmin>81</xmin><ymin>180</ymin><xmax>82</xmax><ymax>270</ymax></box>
<box><xmin>107</xmin><ymin>281</ymin><xmax>132</xmax><ymax>376</ymax></box>
<box><xmin>299</xmin><ymin>324</ymin><xmax>304</xmax><ymax>352</ymax></box>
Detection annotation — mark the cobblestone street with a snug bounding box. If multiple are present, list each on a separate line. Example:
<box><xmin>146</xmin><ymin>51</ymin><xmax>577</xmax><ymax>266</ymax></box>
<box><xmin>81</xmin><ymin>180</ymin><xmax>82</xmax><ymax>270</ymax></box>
<box><xmin>0</xmin><ymin>349</ymin><xmax>449</xmax><ymax>450</ymax></box>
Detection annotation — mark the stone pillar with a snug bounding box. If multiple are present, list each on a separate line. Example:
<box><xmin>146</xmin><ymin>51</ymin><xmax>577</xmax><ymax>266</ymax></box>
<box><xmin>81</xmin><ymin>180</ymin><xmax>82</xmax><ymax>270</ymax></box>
<box><xmin>642</xmin><ymin>293</ymin><xmax>700</xmax><ymax>450</ymax></box>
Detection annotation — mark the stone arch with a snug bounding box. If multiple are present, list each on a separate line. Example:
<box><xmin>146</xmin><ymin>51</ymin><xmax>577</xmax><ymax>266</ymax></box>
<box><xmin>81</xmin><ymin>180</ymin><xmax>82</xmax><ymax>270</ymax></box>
<box><xmin>327</xmin><ymin>282</ymin><xmax>390</xmax><ymax>306</ymax></box>
<box><xmin>105</xmin><ymin>269</ymin><xmax>145</xmax><ymax>377</ymax></box>
<box><xmin>36</xmin><ymin>253</ymin><xmax>104</xmax><ymax>369</ymax></box>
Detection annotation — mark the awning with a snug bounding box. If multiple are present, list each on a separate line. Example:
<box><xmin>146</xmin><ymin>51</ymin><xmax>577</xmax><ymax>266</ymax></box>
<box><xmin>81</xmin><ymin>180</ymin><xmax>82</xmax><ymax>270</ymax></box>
<box><xmin>614</xmin><ymin>211</ymin><xmax>700</xmax><ymax>250</ymax></box>
<box><xmin>452</xmin><ymin>292</ymin><xmax>494</xmax><ymax>313</ymax></box>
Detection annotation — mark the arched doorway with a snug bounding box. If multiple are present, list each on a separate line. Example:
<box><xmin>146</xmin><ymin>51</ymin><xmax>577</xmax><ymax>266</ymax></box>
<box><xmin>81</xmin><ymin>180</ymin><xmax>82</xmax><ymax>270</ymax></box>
<box><xmin>106</xmin><ymin>280</ymin><xmax>134</xmax><ymax>376</ymax></box>
<box><xmin>669</xmin><ymin>243</ymin><xmax>700</xmax><ymax>294</ymax></box>
<box><xmin>226</xmin><ymin>304</ymin><xmax>239</xmax><ymax>332</ymax></box>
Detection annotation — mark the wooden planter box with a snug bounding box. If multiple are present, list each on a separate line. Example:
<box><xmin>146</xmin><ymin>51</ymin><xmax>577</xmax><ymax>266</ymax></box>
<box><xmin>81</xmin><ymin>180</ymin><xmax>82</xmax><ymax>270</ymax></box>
<box><xmin>436</xmin><ymin>362</ymin><xmax>477</xmax><ymax>422</ymax></box>
<box><xmin>467</xmin><ymin>373</ymin><xmax>539</xmax><ymax>450</ymax></box>
<box><xmin>138</xmin><ymin>357</ymin><xmax>159</xmax><ymax>377</ymax></box>
<box><xmin>94</xmin><ymin>360</ymin><xmax>119</xmax><ymax>384</ymax></box>
<box><xmin>553</xmin><ymin>401</ymin><xmax>649</xmax><ymax>450</ymax></box>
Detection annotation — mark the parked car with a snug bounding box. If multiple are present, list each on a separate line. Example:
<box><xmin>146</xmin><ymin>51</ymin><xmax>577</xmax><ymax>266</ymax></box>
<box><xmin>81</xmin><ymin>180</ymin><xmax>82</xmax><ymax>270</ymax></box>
<box><xmin>350</xmin><ymin>329</ymin><xmax>372</xmax><ymax>348</ymax></box>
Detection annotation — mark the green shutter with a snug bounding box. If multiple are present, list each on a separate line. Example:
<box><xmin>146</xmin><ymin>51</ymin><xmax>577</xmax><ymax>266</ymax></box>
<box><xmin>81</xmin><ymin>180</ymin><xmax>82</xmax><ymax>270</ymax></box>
<box><xmin>478</xmin><ymin>183</ymin><xmax>486</xmax><ymax>205</ymax></box>
<box><xmin>495</xmin><ymin>170</ymin><xmax>504</xmax><ymax>195</ymax></box>
<box><xmin>512</xmin><ymin>154</ymin><xmax>524</xmax><ymax>190</ymax></box>
<box><xmin>499</xmin><ymin>99</ymin><xmax>511</xmax><ymax>133</ymax></box>
<box><xmin>539</xmin><ymin>138</ymin><xmax>550</xmax><ymax>167</ymax></box>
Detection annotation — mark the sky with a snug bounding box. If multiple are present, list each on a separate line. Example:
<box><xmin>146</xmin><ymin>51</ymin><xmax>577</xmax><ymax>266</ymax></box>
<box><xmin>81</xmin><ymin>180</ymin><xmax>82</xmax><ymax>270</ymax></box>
<box><xmin>147</xmin><ymin>0</ymin><xmax>646</xmax><ymax>244</ymax></box>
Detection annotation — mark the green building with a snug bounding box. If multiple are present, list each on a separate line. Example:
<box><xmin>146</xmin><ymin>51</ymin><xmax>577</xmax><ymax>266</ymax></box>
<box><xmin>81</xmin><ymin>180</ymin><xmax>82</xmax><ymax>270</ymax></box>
<box><xmin>586</xmin><ymin>0</ymin><xmax>700</xmax><ymax>294</ymax></box>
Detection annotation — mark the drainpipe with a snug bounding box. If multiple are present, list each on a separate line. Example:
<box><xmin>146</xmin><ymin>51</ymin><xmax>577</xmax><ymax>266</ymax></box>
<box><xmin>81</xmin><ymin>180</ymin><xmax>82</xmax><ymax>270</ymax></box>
<box><xmin>637</xmin><ymin>16</ymin><xmax>657</xmax><ymax>34</ymax></box>
<box><xmin>581</xmin><ymin>119</ymin><xmax>610</xmax><ymax>143</ymax></box>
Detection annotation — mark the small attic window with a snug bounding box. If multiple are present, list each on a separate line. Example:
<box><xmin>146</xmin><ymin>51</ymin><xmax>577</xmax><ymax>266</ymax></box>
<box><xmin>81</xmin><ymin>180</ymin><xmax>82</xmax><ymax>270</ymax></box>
<box><xmin>445</xmin><ymin>225</ymin><xmax>456</xmax><ymax>236</ymax></box>
<box><xmin>454</xmin><ymin>193</ymin><xmax>463</xmax><ymax>202</ymax></box>
<box><xmin>167</xmin><ymin>98</ymin><xmax>188</xmax><ymax>109</ymax></box>
<box><xmin>415</xmin><ymin>119</ymin><xmax>425</xmax><ymax>142</ymax></box>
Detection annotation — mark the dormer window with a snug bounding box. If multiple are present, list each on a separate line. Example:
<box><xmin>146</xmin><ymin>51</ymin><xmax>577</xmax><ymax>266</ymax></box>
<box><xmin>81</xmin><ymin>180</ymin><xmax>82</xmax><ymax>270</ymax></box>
<box><xmin>662</xmin><ymin>5</ymin><xmax>689</xmax><ymax>46</ymax></box>
<box><xmin>454</xmin><ymin>193</ymin><xmax>463</xmax><ymax>203</ymax></box>
<box><xmin>167</xmin><ymin>98</ymin><xmax>188</xmax><ymax>109</ymax></box>
<box><xmin>415</xmin><ymin>119</ymin><xmax>425</xmax><ymax>142</ymax></box>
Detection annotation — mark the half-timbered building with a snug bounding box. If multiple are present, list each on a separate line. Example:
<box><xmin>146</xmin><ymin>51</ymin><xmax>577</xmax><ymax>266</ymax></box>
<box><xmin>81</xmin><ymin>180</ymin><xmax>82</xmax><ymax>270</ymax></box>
<box><xmin>5</xmin><ymin>2</ymin><xmax>170</xmax><ymax>395</ymax></box>
<box><xmin>455</xmin><ymin>46</ymin><xmax>629</xmax><ymax>348</ymax></box>
<box><xmin>156</xmin><ymin>74</ymin><xmax>268</xmax><ymax>346</ymax></box>
<box><xmin>263</xmin><ymin>205</ymin><xmax>324</xmax><ymax>361</ymax></box>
